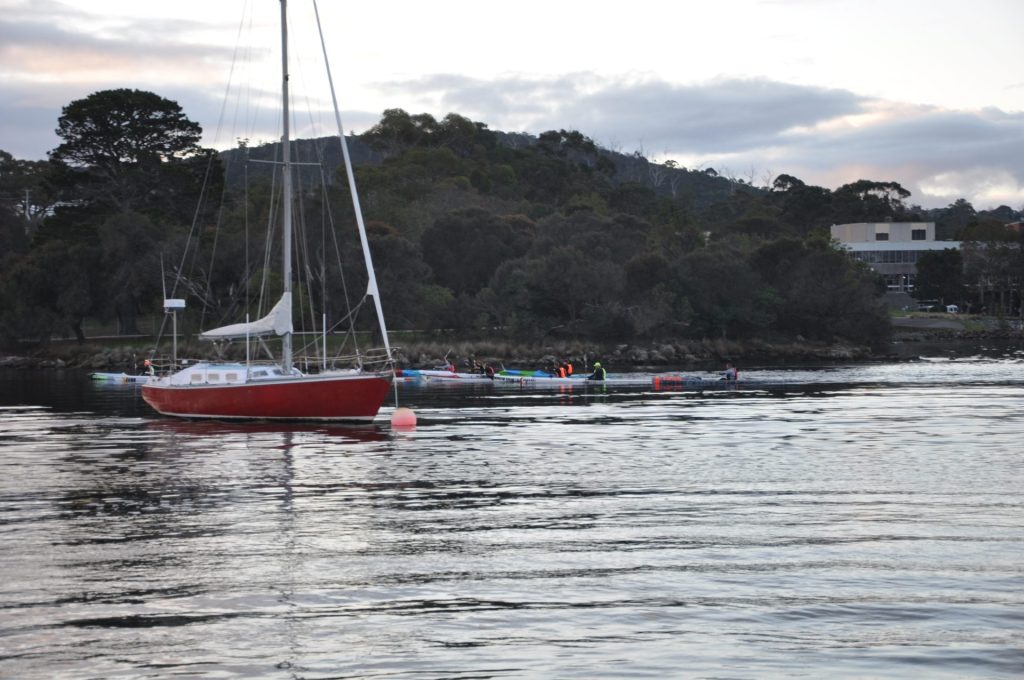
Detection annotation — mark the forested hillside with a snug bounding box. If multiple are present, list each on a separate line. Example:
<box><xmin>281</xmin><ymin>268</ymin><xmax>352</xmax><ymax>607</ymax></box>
<box><xmin>2</xmin><ymin>92</ymin><xmax>1021</xmax><ymax>352</ymax></box>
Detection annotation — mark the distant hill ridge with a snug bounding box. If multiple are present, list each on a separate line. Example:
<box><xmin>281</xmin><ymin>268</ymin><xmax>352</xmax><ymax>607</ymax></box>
<box><xmin>219</xmin><ymin>128</ymin><xmax>745</xmax><ymax>212</ymax></box>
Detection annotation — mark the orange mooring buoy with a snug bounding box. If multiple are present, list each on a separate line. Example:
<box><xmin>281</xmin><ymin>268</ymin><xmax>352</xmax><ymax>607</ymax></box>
<box><xmin>390</xmin><ymin>406</ymin><xmax>417</xmax><ymax>428</ymax></box>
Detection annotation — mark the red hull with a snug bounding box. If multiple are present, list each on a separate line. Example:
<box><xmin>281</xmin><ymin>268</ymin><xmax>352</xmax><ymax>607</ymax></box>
<box><xmin>141</xmin><ymin>373</ymin><xmax>392</xmax><ymax>422</ymax></box>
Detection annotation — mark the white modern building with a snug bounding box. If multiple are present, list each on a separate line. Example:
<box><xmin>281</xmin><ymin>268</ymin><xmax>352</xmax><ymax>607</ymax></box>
<box><xmin>831</xmin><ymin>222</ymin><xmax>961</xmax><ymax>293</ymax></box>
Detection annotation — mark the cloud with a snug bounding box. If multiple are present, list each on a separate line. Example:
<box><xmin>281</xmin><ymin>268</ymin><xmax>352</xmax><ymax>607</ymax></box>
<box><xmin>385</xmin><ymin>73</ymin><xmax>865</xmax><ymax>154</ymax></box>
<box><xmin>2</xmin><ymin>24</ymin><xmax>1021</xmax><ymax>212</ymax></box>
<box><xmin>0</xmin><ymin>14</ymin><xmax>237</xmax><ymax>83</ymax></box>
<box><xmin>375</xmin><ymin>72</ymin><xmax>1024</xmax><ymax>209</ymax></box>
<box><xmin>760</xmin><ymin>105</ymin><xmax>1024</xmax><ymax>208</ymax></box>
<box><xmin>0</xmin><ymin>4</ymin><xmax>245</xmax><ymax>158</ymax></box>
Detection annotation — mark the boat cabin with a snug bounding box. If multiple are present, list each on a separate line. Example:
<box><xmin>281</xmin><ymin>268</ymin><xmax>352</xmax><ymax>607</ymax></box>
<box><xmin>161</xmin><ymin>363</ymin><xmax>297</xmax><ymax>386</ymax></box>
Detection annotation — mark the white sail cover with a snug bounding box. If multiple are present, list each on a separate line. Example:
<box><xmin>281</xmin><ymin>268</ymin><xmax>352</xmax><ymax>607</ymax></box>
<box><xmin>199</xmin><ymin>293</ymin><xmax>292</xmax><ymax>341</ymax></box>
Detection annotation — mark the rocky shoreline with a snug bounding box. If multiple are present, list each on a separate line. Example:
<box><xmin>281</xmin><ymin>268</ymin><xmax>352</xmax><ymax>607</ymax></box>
<box><xmin>3</xmin><ymin>323</ymin><xmax>1021</xmax><ymax>372</ymax></box>
<box><xmin>0</xmin><ymin>338</ymin><xmax>905</xmax><ymax>372</ymax></box>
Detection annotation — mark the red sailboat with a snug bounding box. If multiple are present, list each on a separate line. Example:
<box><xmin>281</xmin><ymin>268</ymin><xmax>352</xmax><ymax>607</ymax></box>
<box><xmin>141</xmin><ymin>364</ymin><xmax>391</xmax><ymax>422</ymax></box>
<box><xmin>143</xmin><ymin>0</ymin><xmax>393</xmax><ymax>422</ymax></box>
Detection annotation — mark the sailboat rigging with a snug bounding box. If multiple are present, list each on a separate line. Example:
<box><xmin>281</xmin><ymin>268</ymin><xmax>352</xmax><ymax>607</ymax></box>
<box><xmin>142</xmin><ymin>0</ymin><xmax>394</xmax><ymax>421</ymax></box>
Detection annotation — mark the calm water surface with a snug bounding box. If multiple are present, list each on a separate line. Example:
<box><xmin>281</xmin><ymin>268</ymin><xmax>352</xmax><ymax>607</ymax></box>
<box><xmin>2</xmin><ymin>356</ymin><xmax>1023</xmax><ymax>678</ymax></box>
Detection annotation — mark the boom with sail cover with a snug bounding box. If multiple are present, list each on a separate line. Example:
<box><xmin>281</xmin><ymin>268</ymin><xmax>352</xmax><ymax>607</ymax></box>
<box><xmin>198</xmin><ymin>293</ymin><xmax>292</xmax><ymax>341</ymax></box>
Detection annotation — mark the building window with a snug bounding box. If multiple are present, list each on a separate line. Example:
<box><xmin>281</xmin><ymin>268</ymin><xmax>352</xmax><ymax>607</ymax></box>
<box><xmin>882</xmin><ymin>274</ymin><xmax>913</xmax><ymax>292</ymax></box>
<box><xmin>912</xmin><ymin>229</ymin><xmax>926</xmax><ymax>240</ymax></box>
<box><xmin>875</xmin><ymin>232</ymin><xmax>889</xmax><ymax>241</ymax></box>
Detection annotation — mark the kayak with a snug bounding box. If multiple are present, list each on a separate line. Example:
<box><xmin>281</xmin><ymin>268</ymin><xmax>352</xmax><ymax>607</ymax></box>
<box><xmin>494</xmin><ymin>372</ymin><xmax>758</xmax><ymax>389</ymax></box>
<box><xmin>396</xmin><ymin>368</ymin><xmax>493</xmax><ymax>382</ymax></box>
<box><xmin>90</xmin><ymin>372</ymin><xmax>150</xmax><ymax>384</ymax></box>
<box><xmin>494</xmin><ymin>372</ymin><xmax>586</xmax><ymax>385</ymax></box>
<box><xmin>418</xmin><ymin>369</ymin><xmax>493</xmax><ymax>382</ymax></box>
<box><xmin>651</xmin><ymin>374</ymin><xmax>777</xmax><ymax>390</ymax></box>
<box><xmin>494</xmin><ymin>371</ymin><xmax>651</xmax><ymax>387</ymax></box>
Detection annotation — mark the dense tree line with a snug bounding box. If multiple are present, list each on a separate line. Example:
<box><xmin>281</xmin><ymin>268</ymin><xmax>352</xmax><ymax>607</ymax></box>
<box><xmin>914</xmin><ymin>219</ymin><xmax>1024</xmax><ymax>315</ymax></box>
<box><xmin>2</xmin><ymin>90</ymin><xmax>1021</xmax><ymax>352</ymax></box>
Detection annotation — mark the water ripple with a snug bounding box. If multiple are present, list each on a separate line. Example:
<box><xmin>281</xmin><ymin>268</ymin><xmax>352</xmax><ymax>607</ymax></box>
<box><xmin>1</xmin><ymin>363</ymin><xmax>1023</xmax><ymax>678</ymax></box>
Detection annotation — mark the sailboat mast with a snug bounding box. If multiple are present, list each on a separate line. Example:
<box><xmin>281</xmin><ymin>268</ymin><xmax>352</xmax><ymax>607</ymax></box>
<box><xmin>279</xmin><ymin>0</ymin><xmax>294</xmax><ymax>371</ymax></box>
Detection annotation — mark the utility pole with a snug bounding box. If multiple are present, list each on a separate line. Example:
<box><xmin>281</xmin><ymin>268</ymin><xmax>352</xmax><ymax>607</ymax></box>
<box><xmin>23</xmin><ymin>190</ymin><xmax>32</xmax><ymax>235</ymax></box>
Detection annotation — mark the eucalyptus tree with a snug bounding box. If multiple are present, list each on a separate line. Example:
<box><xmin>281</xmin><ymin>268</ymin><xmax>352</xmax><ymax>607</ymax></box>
<box><xmin>38</xmin><ymin>89</ymin><xmax>209</xmax><ymax>338</ymax></box>
<box><xmin>960</xmin><ymin>220</ymin><xmax>1023</xmax><ymax>316</ymax></box>
<box><xmin>50</xmin><ymin>88</ymin><xmax>204</xmax><ymax>214</ymax></box>
<box><xmin>913</xmin><ymin>249</ymin><xmax>966</xmax><ymax>308</ymax></box>
<box><xmin>421</xmin><ymin>208</ymin><xmax>534</xmax><ymax>297</ymax></box>
<box><xmin>750</xmin><ymin>235</ymin><xmax>889</xmax><ymax>345</ymax></box>
<box><xmin>832</xmin><ymin>179</ymin><xmax>912</xmax><ymax>222</ymax></box>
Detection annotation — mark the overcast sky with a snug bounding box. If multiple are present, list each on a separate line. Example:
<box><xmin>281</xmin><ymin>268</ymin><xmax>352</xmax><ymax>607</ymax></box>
<box><xmin>1</xmin><ymin>0</ymin><xmax>1022</xmax><ymax>210</ymax></box>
